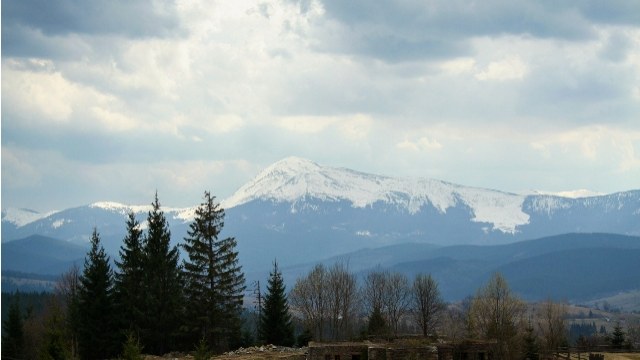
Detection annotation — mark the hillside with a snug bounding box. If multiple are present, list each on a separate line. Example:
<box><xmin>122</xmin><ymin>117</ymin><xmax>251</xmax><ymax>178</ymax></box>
<box><xmin>1</xmin><ymin>234</ymin><xmax>87</xmax><ymax>274</ymax></box>
<box><xmin>278</xmin><ymin>233</ymin><xmax>640</xmax><ymax>305</ymax></box>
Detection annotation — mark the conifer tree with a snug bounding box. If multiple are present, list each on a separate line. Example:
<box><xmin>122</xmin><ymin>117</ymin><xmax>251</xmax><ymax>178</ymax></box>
<box><xmin>183</xmin><ymin>191</ymin><xmax>245</xmax><ymax>352</ymax></box>
<box><xmin>40</xmin><ymin>298</ymin><xmax>70</xmax><ymax>360</ymax></box>
<box><xmin>141</xmin><ymin>193</ymin><xmax>183</xmax><ymax>355</ymax></box>
<box><xmin>611</xmin><ymin>322</ymin><xmax>626</xmax><ymax>349</ymax></box>
<box><xmin>2</xmin><ymin>292</ymin><xmax>25</xmax><ymax>358</ymax></box>
<box><xmin>522</xmin><ymin>321</ymin><xmax>539</xmax><ymax>360</ymax></box>
<box><xmin>78</xmin><ymin>228</ymin><xmax>117</xmax><ymax>359</ymax></box>
<box><xmin>115</xmin><ymin>211</ymin><xmax>145</xmax><ymax>336</ymax></box>
<box><xmin>367</xmin><ymin>305</ymin><xmax>388</xmax><ymax>337</ymax></box>
<box><xmin>259</xmin><ymin>261</ymin><xmax>294</xmax><ymax>346</ymax></box>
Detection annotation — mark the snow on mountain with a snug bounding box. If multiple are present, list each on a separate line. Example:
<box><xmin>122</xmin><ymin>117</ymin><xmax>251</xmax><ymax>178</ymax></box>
<box><xmin>531</xmin><ymin>189</ymin><xmax>604</xmax><ymax>199</ymax></box>
<box><xmin>1</xmin><ymin>208</ymin><xmax>54</xmax><ymax>227</ymax></box>
<box><xmin>223</xmin><ymin>157</ymin><xmax>530</xmax><ymax>233</ymax></box>
<box><xmin>89</xmin><ymin>201</ymin><xmax>196</xmax><ymax>223</ymax></box>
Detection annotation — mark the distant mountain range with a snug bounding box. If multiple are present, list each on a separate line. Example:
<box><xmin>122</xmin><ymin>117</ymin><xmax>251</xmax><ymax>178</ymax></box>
<box><xmin>3</xmin><ymin>232</ymin><xmax>639</xmax><ymax>306</ymax></box>
<box><xmin>2</xmin><ymin>157</ymin><xmax>639</xmax><ymax>303</ymax></box>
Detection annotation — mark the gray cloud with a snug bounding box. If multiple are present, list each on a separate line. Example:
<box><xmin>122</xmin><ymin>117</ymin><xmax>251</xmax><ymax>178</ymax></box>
<box><xmin>1</xmin><ymin>0</ymin><xmax>182</xmax><ymax>57</ymax></box>
<box><xmin>576</xmin><ymin>0</ymin><xmax>640</xmax><ymax>26</ymax></box>
<box><xmin>312</xmin><ymin>0</ymin><xmax>599</xmax><ymax>62</ymax></box>
<box><xmin>2</xmin><ymin>0</ymin><xmax>180</xmax><ymax>37</ymax></box>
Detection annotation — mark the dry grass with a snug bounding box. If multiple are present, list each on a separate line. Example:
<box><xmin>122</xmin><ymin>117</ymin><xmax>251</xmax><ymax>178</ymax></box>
<box><xmin>559</xmin><ymin>353</ymin><xmax>640</xmax><ymax>360</ymax></box>
<box><xmin>602</xmin><ymin>354</ymin><xmax>640</xmax><ymax>360</ymax></box>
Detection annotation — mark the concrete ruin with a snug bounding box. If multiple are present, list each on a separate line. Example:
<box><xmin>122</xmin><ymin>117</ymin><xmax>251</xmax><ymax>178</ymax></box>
<box><xmin>308</xmin><ymin>340</ymin><xmax>495</xmax><ymax>360</ymax></box>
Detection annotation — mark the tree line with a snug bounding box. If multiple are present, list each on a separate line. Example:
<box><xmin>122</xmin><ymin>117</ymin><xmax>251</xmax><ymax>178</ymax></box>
<box><xmin>288</xmin><ymin>266</ymin><xmax>635</xmax><ymax>359</ymax></box>
<box><xmin>2</xmin><ymin>191</ymin><xmax>246</xmax><ymax>359</ymax></box>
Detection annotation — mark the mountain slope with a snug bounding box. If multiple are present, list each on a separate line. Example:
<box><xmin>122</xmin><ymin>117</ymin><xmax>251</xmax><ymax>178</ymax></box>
<box><xmin>224</xmin><ymin>157</ymin><xmax>530</xmax><ymax>233</ymax></box>
<box><xmin>2</xmin><ymin>157</ymin><xmax>639</xmax><ymax>274</ymax></box>
<box><xmin>278</xmin><ymin>233</ymin><xmax>640</xmax><ymax>303</ymax></box>
<box><xmin>1</xmin><ymin>235</ymin><xmax>88</xmax><ymax>274</ymax></box>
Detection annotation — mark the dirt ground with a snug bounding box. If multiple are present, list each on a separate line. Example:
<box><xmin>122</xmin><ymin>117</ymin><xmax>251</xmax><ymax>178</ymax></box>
<box><xmin>560</xmin><ymin>353</ymin><xmax>640</xmax><ymax>360</ymax></box>
<box><xmin>141</xmin><ymin>345</ymin><xmax>307</xmax><ymax>360</ymax></box>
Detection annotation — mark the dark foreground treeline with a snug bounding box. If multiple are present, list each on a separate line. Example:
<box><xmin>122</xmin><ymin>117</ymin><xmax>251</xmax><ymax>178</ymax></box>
<box><xmin>3</xmin><ymin>192</ymin><xmax>640</xmax><ymax>360</ymax></box>
<box><xmin>2</xmin><ymin>191</ymin><xmax>247</xmax><ymax>359</ymax></box>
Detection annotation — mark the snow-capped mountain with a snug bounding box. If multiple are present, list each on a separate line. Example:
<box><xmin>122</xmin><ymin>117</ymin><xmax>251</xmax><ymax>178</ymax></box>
<box><xmin>223</xmin><ymin>157</ymin><xmax>530</xmax><ymax>233</ymax></box>
<box><xmin>2</xmin><ymin>157</ymin><xmax>639</xmax><ymax>273</ymax></box>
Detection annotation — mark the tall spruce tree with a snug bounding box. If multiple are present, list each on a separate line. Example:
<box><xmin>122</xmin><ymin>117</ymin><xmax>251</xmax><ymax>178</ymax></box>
<box><xmin>115</xmin><ymin>211</ymin><xmax>145</xmax><ymax>337</ymax></box>
<box><xmin>183</xmin><ymin>191</ymin><xmax>245</xmax><ymax>352</ymax></box>
<box><xmin>141</xmin><ymin>193</ymin><xmax>183</xmax><ymax>355</ymax></box>
<box><xmin>2</xmin><ymin>292</ymin><xmax>25</xmax><ymax>358</ymax></box>
<box><xmin>259</xmin><ymin>261</ymin><xmax>294</xmax><ymax>346</ymax></box>
<box><xmin>78</xmin><ymin>228</ymin><xmax>117</xmax><ymax>359</ymax></box>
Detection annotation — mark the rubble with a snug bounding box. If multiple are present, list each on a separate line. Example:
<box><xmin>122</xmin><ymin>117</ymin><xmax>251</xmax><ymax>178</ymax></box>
<box><xmin>224</xmin><ymin>345</ymin><xmax>307</xmax><ymax>356</ymax></box>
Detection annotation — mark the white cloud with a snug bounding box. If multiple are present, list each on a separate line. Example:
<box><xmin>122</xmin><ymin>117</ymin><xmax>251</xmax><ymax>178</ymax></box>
<box><xmin>278</xmin><ymin>116</ymin><xmax>339</xmax><ymax>133</ymax></box>
<box><xmin>440</xmin><ymin>58</ymin><xmax>476</xmax><ymax>75</ymax></box>
<box><xmin>475</xmin><ymin>56</ymin><xmax>528</xmax><ymax>81</ymax></box>
<box><xmin>397</xmin><ymin>137</ymin><xmax>443</xmax><ymax>152</ymax></box>
<box><xmin>2</xmin><ymin>0</ymin><xmax>640</xmax><ymax>210</ymax></box>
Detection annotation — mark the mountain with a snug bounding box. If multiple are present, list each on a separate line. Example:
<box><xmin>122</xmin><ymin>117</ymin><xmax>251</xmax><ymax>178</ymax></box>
<box><xmin>278</xmin><ymin>233</ymin><xmax>640</xmax><ymax>304</ymax></box>
<box><xmin>1</xmin><ymin>235</ymin><xmax>88</xmax><ymax>274</ymax></box>
<box><xmin>2</xmin><ymin>157</ymin><xmax>639</xmax><ymax>275</ymax></box>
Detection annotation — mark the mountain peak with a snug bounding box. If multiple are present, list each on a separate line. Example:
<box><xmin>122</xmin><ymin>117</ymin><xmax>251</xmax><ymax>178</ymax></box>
<box><xmin>222</xmin><ymin>157</ymin><xmax>532</xmax><ymax>234</ymax></box>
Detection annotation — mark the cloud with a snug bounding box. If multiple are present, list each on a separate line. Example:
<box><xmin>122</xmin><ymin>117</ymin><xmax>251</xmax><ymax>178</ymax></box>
<box><xmin>2</xmin><ymin>0</ymin><xmax>180</xmax><ymax>37</ymax></box>
<box><xmin>311</xmin><ymin>0</ymin><xmax>603</xmax><ymax>63</ymax></box>
<box><xmin>475</xmin><ymin>56</ymin><xmax>528</xmax><ymax>81</ymax></box>
<box><xmin>397</xmin><ymin>137</ymin><xmax>443</xmax><ymax>152</ymax></box>
<box><xmin>2</xmin><ymin>0</ymin><xmax>640</xmax><ymax>210</ymax></box>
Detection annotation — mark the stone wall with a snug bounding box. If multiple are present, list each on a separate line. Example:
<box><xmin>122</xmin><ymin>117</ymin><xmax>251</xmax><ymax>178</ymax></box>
<box><xmin>309</xmin><ymin>342</ymin><xmax>438</xmax><ymax>360</ymax></box>
<box><xmin>308</xmin><ymin>343</ymin><xmax>369</xmax><ymax>360</ymax></box>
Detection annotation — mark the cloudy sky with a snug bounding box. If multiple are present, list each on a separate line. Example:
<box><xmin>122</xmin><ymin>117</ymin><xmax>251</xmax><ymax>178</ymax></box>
<box><xmin>2</xmin><ymin>0</ymin><xmax>640</xmax><ymax>211</ymax></box>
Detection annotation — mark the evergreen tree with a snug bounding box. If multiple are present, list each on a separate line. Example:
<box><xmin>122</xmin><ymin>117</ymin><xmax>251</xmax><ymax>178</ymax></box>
<box><xmin>2</xmin><ymin>292</ymin><xmax>25</xmax><ymax>358</ymax></box>
<box><xmin>182</xmin><ymin>191</ymin><xmax>245</xmax><ymax>352</ymax></box>
<box><xmin>611</xmin><ymin>322</ymin><xmax>626</xmax><ymax>349</ymax></box>
<box><xmin>78</xmin><ymin>228</ymin><xmax>117</xmax><ymax>359</ymax></box>
<box><xmin>40</xmin><ymin>298</ymin><xmax>70</xmax><ymax>360</ymax></box>
<box><xmin>522</xmin><ymin>322</ymin><xmax>539</xmax><ymax>360</ymax></box>
<box><xmin>259</xmin><ymin>261</ymin><xmax>294</xmax><ymax>346</ymax></box>
<box><xmin>141</xmin><ymin>193</ymin><xmax>183</xmax><ymax>355</ymax></box>
<box><xmin>115</xmin><ymin>211</ymin><xmax>145</xmax><ymax>337</ymax></box>
<box><xmin>367</xmin><ymin>305</ymin><xmax>388</xmax><ymax>337</ymax></box>
<box><xmin>121</xmin><ymin>332</ymin><xmax>144</xmax><ymax>360</ymax></box>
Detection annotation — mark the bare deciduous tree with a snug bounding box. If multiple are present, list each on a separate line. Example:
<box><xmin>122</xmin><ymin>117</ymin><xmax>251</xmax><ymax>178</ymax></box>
<box><xmin>411</xmin><ymin>273</ymin><xmax>445</xmax><ymax>337</ymax></box>
<box><xmin>290</xmin><ymin>262</ymin><xmax>360</xmax><ymax>341</ymax></box>
<box><xmin>383</xmin><ymin>272</ymin><xmax>411</xmax><ymax>336</ymax></box>
<box><xmin>470</xmin><ymin>273</ymin><xmax>525</xmax><ymax>359</ymax></box>
<box><xmin>289</xmin><ymin>264</ymin><xmax>328</xmax><ymax>341</ymax></box>
<box><xmin>326</xmin><ymin>262</ymin><xmax>359</xmax><ymax>340</ymax></box>
<box><xmin>538</xmin><ymin>299</ymin><xmax>567</xmax><ymax>357</ymax></box>
<box><xmin>55</xmin><ymin>264</ymin><xmax>81</xmax><ymax>358</ymax></box>
<box><xmin>362</xmin><ymin>270</ymin><xmax>387</xmax><ymax>315</ymax></box>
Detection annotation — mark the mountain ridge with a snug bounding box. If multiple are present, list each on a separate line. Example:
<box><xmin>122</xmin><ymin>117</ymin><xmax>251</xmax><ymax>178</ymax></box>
<box><xmin>5</xmin><ymin>157</ymin><xmax>637</xmax><ymax>236</ymax></box>
<box><xmin>2</xmin><ymin>157</ymin><xmax>639</xmax><ymax>274</ymax></box>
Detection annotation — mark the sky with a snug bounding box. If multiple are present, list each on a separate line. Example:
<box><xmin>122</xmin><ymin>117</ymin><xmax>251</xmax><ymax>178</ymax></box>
<box><xmin>2</xmin><ymin>0</ymin><xmax>640</xmax><ymax>212</ymax></box>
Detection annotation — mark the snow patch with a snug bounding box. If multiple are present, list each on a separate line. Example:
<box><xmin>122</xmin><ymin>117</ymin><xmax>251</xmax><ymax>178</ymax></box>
<box><xmin>531</xmin><ymin>189</ymin><xmax>604</xmax><ymax>199</ymax></box>
<box><xmin>52</xmin><ymin>218</ymin><xmax>70</xmax><ymax>229</ymax></box>
<box><xmin>1</xmin><ymin>208</ymin><xmax>55</xmax><ymax>227</ymax></box>
<box><xmin>90</xmin><ymin>201</ymin><xmax>196</xmax><ymax>223</ymax></box>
